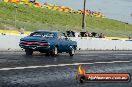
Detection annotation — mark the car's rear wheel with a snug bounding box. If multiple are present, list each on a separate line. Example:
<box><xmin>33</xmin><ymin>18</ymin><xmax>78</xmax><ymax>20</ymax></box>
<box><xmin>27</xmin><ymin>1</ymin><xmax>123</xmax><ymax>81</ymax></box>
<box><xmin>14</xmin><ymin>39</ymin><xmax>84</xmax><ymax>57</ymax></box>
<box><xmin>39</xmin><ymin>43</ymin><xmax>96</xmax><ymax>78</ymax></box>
<box><xmin>25</xmin><ymin>49</ymin><xmax>33</xmax><ymax>56</ymax></box>
<box><xmin>51</xmin><ymin>47</ymin><xmax>58</xmax><ymax>56</ymax></box>
<box><xmin>69</xmin><ymin>46</ymin><xmax>75</xmax><ymax>56</ymax></box>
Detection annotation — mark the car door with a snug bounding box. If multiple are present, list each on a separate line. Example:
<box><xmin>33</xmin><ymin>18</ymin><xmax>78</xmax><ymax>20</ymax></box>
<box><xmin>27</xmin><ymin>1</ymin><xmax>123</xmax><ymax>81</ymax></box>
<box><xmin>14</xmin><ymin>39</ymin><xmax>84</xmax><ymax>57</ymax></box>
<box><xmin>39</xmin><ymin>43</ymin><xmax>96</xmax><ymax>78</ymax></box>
<box><xmin>58</xmin><ymin>33</ymin><xmax>69</xmax><ymax>52</ymax></box>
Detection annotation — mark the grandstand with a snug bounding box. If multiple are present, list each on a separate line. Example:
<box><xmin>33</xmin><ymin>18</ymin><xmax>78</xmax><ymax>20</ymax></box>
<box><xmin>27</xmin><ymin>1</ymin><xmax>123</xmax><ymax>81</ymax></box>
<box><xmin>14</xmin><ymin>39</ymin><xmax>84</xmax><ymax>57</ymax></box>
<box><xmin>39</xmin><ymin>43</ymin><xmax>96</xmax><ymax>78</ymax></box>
<box><xmin>2</xmin><ymin>0</ymin><xmax>105</xmax><ymax>18</ymax></box>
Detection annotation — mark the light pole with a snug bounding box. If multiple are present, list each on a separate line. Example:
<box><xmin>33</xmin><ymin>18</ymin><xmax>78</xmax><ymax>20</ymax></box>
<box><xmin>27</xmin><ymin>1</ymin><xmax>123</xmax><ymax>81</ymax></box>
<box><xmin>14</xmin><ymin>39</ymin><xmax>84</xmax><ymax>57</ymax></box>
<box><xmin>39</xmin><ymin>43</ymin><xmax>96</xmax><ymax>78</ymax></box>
<box><xmin>14</xmin><ymin>4</ymin><xmax>18</xmax><ymax>29</ymax></box>
<box><xmin>124</xmin><ymin>22</ymin><xmax>129</xmax><ymax>37</ymax></box>
<box><xmin>82</xmin><ymin>0</ymin><xmax>86</xmax><ymax>32</ymax></box>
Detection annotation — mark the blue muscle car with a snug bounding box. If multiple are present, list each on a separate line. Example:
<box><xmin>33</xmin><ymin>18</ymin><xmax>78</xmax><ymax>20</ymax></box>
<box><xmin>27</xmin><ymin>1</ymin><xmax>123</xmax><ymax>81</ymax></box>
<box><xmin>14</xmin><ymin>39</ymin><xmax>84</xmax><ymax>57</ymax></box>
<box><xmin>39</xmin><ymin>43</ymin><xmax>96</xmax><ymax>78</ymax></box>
<box><xmin>19</xmin><ymin>30</ymin><xmax>77</xmax><ymax>56</ymax></box>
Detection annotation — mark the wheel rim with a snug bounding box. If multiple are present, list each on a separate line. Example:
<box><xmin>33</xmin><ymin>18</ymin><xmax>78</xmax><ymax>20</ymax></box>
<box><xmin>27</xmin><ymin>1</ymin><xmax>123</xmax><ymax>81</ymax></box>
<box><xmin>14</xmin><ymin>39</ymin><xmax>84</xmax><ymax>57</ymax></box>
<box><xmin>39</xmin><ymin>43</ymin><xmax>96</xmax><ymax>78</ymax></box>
<box><xmin>54</xmin><ymin>47</ymin><xmax>58</xmax><ymax>55</ymax></box>
<box><xmin>71</xmin><ymin>48</ymin><xmax>75</xmax><ymax>54</ymax></box>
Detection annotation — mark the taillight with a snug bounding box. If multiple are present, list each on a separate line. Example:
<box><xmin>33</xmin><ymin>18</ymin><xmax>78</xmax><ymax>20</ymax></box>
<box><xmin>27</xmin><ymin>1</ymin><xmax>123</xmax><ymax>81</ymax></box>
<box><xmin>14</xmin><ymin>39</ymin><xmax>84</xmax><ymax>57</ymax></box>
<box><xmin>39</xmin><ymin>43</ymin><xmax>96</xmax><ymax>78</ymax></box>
<box><xmin>20</xmin><ymin>41</ymin><xmax>39</xmax><ymax>45</ymax></box>
<box><xmin>39</xmin><ymin>42</ymin><xmax>49</xmax><ymax>46</ymax></box>
<box><xmin>20</xmin><ymin>41</ymin><xmax>49</xmax><ymax>46</ymax></box>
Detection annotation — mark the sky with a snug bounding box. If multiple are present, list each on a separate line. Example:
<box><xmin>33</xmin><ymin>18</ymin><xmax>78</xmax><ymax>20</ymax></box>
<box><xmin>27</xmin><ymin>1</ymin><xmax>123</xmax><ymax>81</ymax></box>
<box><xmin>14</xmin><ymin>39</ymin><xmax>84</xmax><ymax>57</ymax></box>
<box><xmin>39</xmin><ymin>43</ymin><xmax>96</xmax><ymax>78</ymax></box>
<box><xmin>40</xmin><ymin>0</ymin><xmax>132</xmax><ymax>24</ymax></box>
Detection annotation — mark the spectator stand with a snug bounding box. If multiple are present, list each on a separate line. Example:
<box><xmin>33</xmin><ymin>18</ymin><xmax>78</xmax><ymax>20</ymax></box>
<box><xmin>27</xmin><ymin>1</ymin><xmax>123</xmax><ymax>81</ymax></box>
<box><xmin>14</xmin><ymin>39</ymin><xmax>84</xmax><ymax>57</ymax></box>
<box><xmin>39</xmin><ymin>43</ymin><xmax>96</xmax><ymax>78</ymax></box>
<box><xmin>2</xmin><ymin>0</ymin><xmax>105</xmax><ymax>18</ymax></box>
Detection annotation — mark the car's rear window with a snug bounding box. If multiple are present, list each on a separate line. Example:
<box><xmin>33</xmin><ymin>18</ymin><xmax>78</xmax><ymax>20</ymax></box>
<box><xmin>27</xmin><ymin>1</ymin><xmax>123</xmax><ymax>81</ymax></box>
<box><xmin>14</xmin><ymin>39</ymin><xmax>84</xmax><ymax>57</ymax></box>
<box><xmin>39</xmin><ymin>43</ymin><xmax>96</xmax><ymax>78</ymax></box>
<box><xmin>30</xmin><ymin>32</ymin><xmax>54</xmax><ymax>38</ymax></box>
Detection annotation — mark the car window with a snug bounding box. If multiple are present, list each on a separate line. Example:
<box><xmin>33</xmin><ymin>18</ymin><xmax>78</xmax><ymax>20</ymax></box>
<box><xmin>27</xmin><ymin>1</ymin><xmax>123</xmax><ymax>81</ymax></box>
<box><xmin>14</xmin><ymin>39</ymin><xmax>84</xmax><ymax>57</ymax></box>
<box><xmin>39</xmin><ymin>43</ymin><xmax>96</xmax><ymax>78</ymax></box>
<box><xmin>42</xmin><ymin>33</ymin><xmax>54</xmax><ymax>38</ymax></box>
<box><xmin>30</xmin><ymin>32</ymin><xmax>54</xmax><ymax>38</ymax></box>
<box><xmin>30</xmin><ymin>32</ymin><xmax>43</xmax><ymax>37</ymax></box>
<box><xmin>59</xmin><ymin>33</ymin><xmax>66</xmax><ymax>39</ymax></box>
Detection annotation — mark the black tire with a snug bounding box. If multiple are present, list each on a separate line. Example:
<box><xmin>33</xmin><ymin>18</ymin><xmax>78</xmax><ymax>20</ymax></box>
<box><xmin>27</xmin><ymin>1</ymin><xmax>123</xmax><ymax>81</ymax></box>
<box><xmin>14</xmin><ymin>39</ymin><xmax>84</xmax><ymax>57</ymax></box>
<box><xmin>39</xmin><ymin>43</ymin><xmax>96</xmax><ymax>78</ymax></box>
<box><xmin>25</xmin><ymin>49</ymin><xmax>33</xmax><ymax>56</ymax></box>
<box><xmin>50</xmin><ymin>47</ymin><xmax>58</xmax><ymax>56</ymax></box>
<box><xmin>69</xmin><ymin>46</ymin><xmax>75</xmax><ymax>56</ymax></box>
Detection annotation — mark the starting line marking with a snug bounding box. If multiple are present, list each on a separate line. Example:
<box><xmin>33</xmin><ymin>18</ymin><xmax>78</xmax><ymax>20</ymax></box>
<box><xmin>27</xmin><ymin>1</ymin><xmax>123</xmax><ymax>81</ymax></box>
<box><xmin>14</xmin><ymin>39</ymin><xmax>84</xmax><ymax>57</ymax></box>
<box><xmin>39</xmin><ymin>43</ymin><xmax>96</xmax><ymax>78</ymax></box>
<box><xmin>0</xmin><ymin>60</ymin><xmax>132</xmax><ymax>71</ymax></box>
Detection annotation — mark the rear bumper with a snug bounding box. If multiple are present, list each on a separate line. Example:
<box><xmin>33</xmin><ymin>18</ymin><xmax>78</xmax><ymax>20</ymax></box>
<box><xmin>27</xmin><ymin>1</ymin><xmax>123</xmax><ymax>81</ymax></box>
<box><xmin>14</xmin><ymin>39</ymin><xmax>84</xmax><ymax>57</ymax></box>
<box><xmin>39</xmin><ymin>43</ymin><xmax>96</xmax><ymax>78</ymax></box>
<box><xmin>19</xmin><ymin>44</ymin><xmax>50</xmax><ymax>51</ymax></box>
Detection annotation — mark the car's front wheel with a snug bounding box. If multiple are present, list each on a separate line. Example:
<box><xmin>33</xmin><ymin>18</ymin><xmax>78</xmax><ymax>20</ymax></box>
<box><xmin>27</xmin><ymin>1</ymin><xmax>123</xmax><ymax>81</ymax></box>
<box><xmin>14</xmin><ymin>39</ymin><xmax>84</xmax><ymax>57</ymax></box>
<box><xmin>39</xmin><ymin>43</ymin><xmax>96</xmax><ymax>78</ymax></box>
<box><xmin>50</xmin><ymin>47</ymin><xmax>58</xmax><ymax>56</ymax></box>
<box><xmin>25</xmin><ymin>49</ymin><xmax>33</xmax><ymax>56</ymax></box>
<box><xmin>69</xmin><ymin>46</ymin><xmax>75</xmax><ymax>56</ymax></box>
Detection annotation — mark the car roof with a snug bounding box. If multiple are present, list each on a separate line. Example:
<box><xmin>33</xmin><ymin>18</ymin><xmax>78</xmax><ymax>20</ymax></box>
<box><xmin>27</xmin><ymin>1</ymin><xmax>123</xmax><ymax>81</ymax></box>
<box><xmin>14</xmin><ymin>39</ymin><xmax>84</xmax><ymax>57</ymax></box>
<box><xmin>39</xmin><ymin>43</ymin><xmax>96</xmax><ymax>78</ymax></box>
<box><xmin>36</xmin><ymin>30</ymin><xmax>59</xmax><ymax>33</ymax></box>
<box><xmin>32</xmin><ymin>30</ymin><xmax>60</xmax><ymax>37</ymax></box>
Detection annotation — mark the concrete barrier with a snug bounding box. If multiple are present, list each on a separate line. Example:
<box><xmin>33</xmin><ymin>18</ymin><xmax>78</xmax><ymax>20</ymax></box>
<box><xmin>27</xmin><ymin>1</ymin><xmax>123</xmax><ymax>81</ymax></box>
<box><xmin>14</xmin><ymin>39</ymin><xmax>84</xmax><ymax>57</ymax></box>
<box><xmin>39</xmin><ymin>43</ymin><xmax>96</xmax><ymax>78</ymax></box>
<box><xmin>70</xmin><ymin>37</ymin><xmax>132</xmax><ymax>50</ymax></box>
<box><xmin>0</xmin><ymin>34</ymin><xmax>132</xmax><ymax>51</ymax></box>
<box><xmin>0</xmin><ymin>34</ymin><xmax>25</xmax><ymax>51</ymax></box>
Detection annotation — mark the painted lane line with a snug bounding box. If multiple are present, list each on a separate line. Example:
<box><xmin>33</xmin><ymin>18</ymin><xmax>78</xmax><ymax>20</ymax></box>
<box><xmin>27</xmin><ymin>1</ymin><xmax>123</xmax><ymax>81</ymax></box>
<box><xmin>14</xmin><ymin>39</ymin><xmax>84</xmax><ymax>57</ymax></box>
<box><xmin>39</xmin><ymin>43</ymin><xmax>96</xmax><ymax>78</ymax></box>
<box><xmin>113</xmin><ymin>61</ymin><xmax>132</xmax><ymax>63</ymax></box>
<box><xmin>115</xmin><ymin>54</ymin><xmax>132</xmax><ymax>56</ymax></box>
<box><xmin>0</xmin><ymin>60</ymin><xmax>132</xmax><ymax>71</ymax></box>
<box><xmin>94</xmin><ymin>62</ymin><xmax>115</xmax><ymax>64</ymax></box>
<box><xmin>94</xmin><ymin>60</ymin><xmax>132</xmax><ymax>64</ymax></box>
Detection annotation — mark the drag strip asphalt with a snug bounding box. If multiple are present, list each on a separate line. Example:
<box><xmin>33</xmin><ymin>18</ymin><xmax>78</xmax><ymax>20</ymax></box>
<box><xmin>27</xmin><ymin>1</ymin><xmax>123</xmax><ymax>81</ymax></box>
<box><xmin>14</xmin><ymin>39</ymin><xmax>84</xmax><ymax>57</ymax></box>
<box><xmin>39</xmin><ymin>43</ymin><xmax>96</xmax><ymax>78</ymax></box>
<box><xmin>0</xmin><ymin>60</ymin><xmax>132</xmax><ymax>71</ymax></box>
<box><xmin>0</xmin><ymin>51</ymin><xmax>132</xmax><ymax>87</ymax></box>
